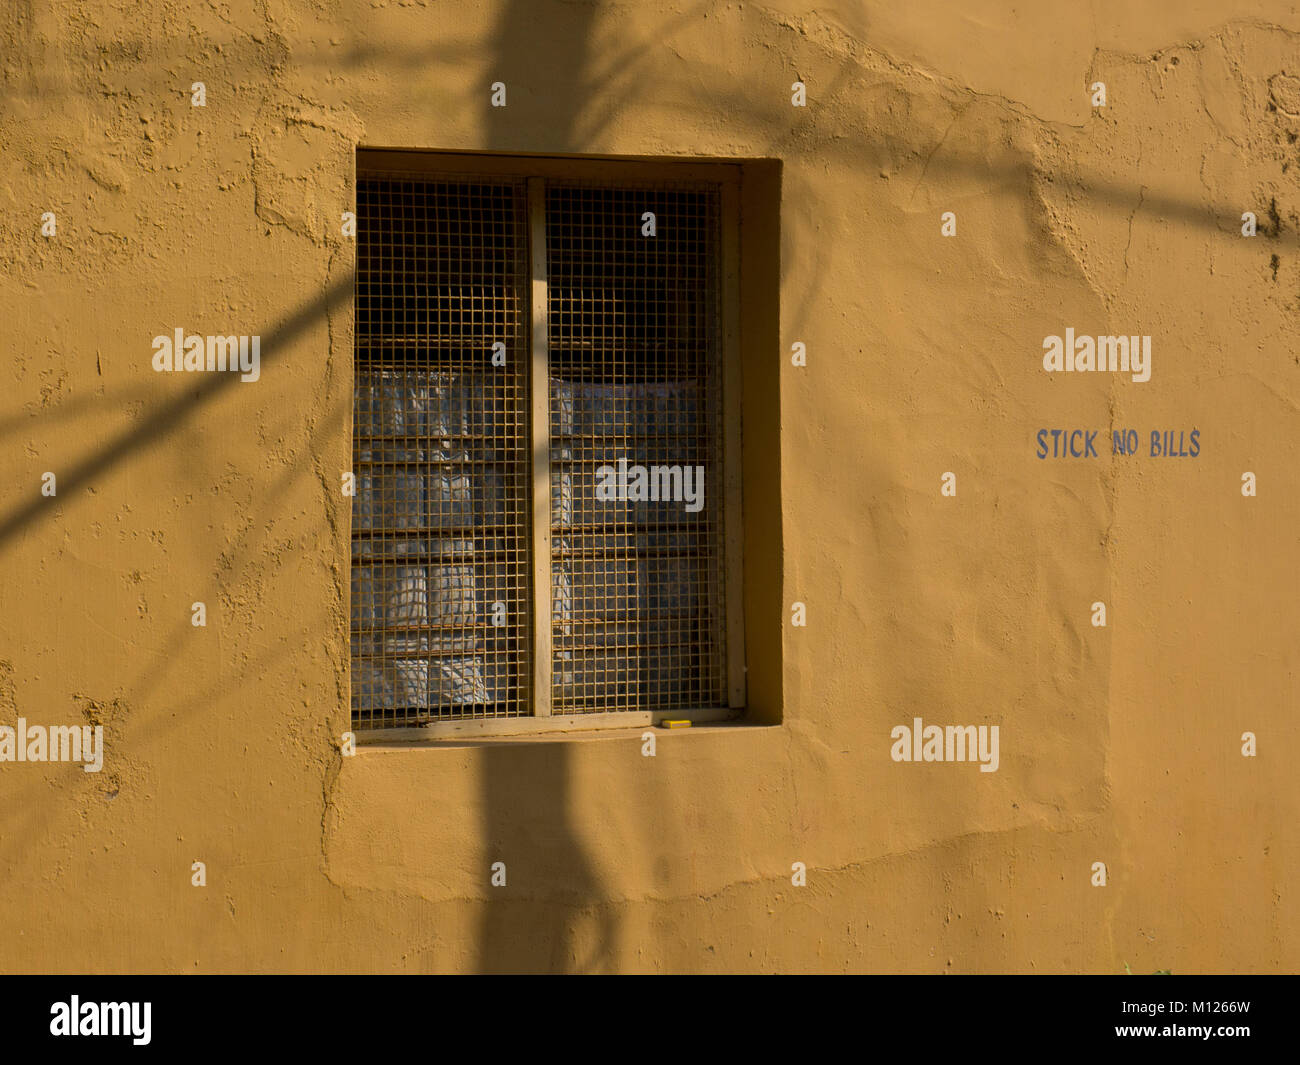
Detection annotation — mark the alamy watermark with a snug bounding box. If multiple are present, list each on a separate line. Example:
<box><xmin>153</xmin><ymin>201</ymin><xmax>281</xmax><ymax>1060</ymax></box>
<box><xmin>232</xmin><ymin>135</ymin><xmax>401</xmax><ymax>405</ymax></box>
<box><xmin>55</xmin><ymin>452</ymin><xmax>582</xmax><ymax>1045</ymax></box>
<box><xmin>890</xmin><ymin>717</ymin><xmax>999</xmax><ymax>772</ymax></box>
<box><xmin>595</xmin><ymin>456</ymin><xmax>705</xmax><ymax>513</ymax></box>
<box><xmin>0</xmin><ymin>719</ymin><xmax>103</xmax><ymax>772</ymax></box>
<box><xmin>152</xmin><ymin>328</ymin><xmax>260</xmax><ymax>382</ymax></box>
<box><xmin>50</xmin><ymin>996</ymin><xmax>150</xmax><ymax>1045</ymax></box>
<box><xmin>1042</xmin><ymin>330</ymin><xmax>1151</xmax><ymax>383</ymax></box>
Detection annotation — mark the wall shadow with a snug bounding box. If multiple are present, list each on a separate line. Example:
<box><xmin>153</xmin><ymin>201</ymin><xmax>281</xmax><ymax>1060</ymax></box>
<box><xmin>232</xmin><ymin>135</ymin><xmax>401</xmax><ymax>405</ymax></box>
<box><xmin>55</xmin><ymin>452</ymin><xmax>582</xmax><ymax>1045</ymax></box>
<box><xmin>474</xmin><ymin>0</ymin><xmax>615</xmax><ymax>975</ymax></box>
<box><xmin>476</xmin><ymin>743</ymin><xmax>617</xmax><ymax>973</ymax></box>
<box><xmin>0</xmin><ymin>272</ymin><xmax>355</xmax><ymax>550</ymax></box>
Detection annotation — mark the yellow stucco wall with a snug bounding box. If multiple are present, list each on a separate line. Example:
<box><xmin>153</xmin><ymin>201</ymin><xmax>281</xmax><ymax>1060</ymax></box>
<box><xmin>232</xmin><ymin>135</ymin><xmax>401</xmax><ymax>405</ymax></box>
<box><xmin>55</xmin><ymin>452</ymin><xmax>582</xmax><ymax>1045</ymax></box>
<box><xmin>0</xmin><ymin>1</ymin><xmax>1296</xmax><ymax>973</ymax></box>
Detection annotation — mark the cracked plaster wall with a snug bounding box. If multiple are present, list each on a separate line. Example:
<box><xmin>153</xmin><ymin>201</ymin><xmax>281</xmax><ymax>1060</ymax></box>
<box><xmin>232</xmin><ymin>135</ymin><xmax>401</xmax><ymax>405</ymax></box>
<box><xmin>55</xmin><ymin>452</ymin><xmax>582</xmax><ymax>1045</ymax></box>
<box><xmin>0</xmin><ymin>1</ymin><xmax>1295</xmax><ymax>973</ymax></box>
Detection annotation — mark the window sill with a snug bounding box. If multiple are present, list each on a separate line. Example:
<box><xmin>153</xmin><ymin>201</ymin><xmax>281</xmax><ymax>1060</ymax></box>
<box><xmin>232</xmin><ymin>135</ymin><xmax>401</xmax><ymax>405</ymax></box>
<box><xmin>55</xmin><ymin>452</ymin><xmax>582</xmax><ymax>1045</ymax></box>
<box><xmin>354</xmin><ymin>706</ymin><xmax>753</xmax><ymax>747</ymax></box>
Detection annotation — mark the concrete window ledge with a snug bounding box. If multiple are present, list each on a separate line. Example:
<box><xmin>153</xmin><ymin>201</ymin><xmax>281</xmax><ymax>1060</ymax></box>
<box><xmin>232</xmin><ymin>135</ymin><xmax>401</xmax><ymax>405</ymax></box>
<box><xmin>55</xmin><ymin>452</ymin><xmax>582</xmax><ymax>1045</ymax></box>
<box><xmin>356</xmin><ymin>716</ymin><xmax>778</xmax><ymax>751</ymax></box>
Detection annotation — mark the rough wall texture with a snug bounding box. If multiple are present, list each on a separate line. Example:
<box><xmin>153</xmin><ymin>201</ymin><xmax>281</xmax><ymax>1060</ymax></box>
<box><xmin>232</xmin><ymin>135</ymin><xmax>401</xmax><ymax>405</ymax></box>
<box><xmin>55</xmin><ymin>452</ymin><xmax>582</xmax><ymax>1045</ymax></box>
<box><xmin>0</xmin><ymin>1</ymin><xmax>1296</xmax><ymax>973</ymax></box>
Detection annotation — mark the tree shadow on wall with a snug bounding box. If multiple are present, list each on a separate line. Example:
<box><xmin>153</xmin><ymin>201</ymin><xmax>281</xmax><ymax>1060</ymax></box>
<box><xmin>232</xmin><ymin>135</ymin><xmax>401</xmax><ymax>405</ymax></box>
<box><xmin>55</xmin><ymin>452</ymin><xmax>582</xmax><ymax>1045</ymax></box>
<box><xmin>473</xmin><ymin>0</ymin><xmax>619</xmax><ymax>976</ymax></box>
<box><xmin>0</xmin><ymin>274</ymin><xmax>354</xmax><ymax>549</ymax></box>
<box><xmin>474</xmin><ymin>742</ymin><xmax>618</xmax><ymax>974</ymax></box>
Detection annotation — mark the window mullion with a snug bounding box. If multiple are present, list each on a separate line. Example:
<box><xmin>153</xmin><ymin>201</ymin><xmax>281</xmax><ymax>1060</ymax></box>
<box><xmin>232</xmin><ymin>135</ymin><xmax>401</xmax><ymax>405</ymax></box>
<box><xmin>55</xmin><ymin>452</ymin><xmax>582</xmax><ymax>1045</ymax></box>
<box><xmin>528</xmin><ymin>178</ymin><xmax>553</xmax><ymax>717</ymax></box>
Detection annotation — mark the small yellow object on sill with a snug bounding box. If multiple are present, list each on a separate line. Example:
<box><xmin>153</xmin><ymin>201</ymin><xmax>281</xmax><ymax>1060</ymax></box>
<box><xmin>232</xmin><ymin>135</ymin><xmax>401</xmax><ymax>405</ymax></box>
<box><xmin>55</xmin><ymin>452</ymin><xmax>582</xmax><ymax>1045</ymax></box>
<box><xmin>660</xmin><ymin>719</ymin><xmax>692</xmax><ymax>729</ymax></box>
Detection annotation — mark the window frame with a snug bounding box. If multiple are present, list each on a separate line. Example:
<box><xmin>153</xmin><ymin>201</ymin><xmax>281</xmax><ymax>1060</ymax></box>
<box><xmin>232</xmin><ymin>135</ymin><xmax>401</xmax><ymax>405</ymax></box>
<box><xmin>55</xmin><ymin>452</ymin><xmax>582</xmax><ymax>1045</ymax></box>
<box><xmin>351</xmin><ymin>149</ymin><xmax>747</xmax><ymax>741</ymax></box>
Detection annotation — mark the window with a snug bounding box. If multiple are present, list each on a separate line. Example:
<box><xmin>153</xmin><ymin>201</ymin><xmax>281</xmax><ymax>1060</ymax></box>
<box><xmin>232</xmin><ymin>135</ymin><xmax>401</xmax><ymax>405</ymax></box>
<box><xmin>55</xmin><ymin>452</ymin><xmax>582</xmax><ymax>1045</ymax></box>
<box><xmin>350</xmin><ymin>152</ymin><xmax>747</xmax><ymax>737</ymax></box>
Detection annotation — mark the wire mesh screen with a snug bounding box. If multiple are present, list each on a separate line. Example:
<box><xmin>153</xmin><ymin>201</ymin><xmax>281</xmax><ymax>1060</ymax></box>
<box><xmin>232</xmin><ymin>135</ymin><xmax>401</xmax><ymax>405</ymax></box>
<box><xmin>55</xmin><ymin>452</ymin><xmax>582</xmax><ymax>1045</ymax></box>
<box><xmin>352</xmin><ymin>173</ymin><xmax>531</xmax><ymax>727</ymax></box>
<box><xmin>546</xmin><ymin>182</ymin><xmax>728</xmax><ymax>714</ymax></box>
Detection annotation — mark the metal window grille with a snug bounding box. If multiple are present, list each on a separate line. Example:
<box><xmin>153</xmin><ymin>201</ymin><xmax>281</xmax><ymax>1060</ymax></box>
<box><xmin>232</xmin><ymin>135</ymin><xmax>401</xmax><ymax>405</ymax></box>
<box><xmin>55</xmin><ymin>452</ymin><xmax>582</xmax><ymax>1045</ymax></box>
<box><xmin>351</xmin><ymin>160</ymin><xmax>732</xmax><ymax>730</ymax></box>
<box><xmin>352</xmin><ymin>173</ymin><xmax>532</xmax><ymax>728</ymax></box>
<box><xmin>546</xmin><ymin>182</ymin><xmax>727</xmax><ymax>714</ymax></box>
